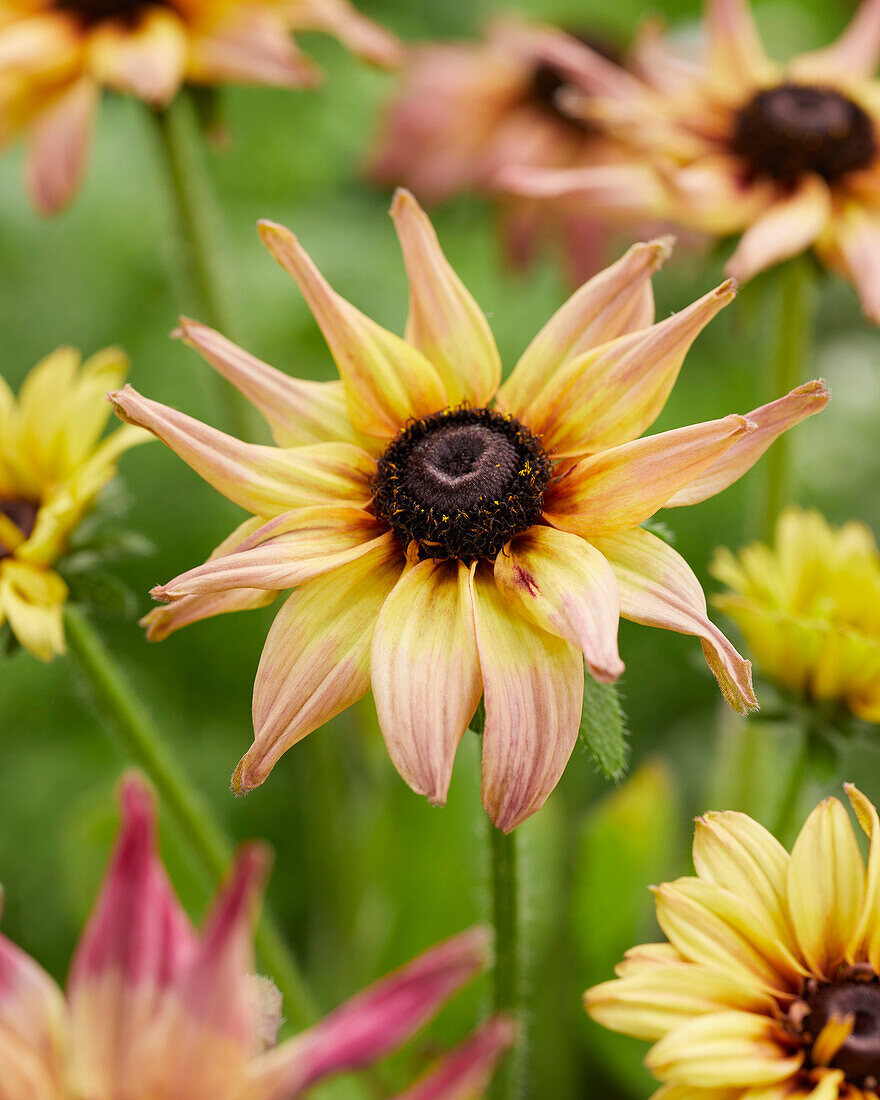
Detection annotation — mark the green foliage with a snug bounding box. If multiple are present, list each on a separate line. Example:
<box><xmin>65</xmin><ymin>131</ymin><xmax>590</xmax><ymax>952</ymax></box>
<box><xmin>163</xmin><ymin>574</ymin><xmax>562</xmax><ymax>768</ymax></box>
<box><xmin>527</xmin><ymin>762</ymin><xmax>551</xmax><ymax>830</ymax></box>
<box><xmin>579</xmin><ymin>677</ymin><xmax>628</xmax><ymax>780</ymax></box>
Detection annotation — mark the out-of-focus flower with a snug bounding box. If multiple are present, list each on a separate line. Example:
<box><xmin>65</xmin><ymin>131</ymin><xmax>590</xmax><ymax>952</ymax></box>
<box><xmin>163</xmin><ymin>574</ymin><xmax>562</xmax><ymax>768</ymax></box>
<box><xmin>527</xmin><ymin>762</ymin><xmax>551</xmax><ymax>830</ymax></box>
<box><xmin>0</xmin><ymin>0</ymin><xmax>401</xmax><ymax>214</ymax></box>
<box><xmin>112</xmin><ymin>190</ymin><xmax>827</xmax><ymax>830</ymax></box>
<box><xmin>0</xmin><ymin>347</ymin><xmax>146</xmax><ymax>660</ymax></box>
<box><xmin>369</xmin><ymin>19</ymin><xmax>649</xmax><ymax>285</ymax></box>
<box><xmin>712</xmin><ymin>506</ymin><xmax>880</xmax><ymax>723</ymax></box>
<box><xmin>500</xmin><ymin>0</ymin><xmax>880</xmax><ymax>323</ymax></box>
<box><xmin>586</xmin><ymin>784</ymin><xmax>880</xmax><ymax>1100</ymax></box>
<box><xmin>0</xmin><ymin>772</ymin><xmax>513</xmax><ymax>1099</ymax></box>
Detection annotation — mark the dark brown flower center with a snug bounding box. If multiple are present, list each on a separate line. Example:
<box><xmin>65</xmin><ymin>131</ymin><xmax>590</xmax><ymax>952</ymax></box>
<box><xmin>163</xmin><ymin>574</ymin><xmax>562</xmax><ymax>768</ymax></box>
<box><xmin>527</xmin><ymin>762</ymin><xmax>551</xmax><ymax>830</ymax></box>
<box><xmin>526</xmin><ymin>32</ymin><xmax>620</xmax><ymax>134</ymax></box>
<box><xmin>732</xmin><ymin>83</ymin><xmax>877</xmax><ymax>183</ymax></box>
<box><xmin>372</xmin><ymin>406</ymin><xmax>550</xmax><ymax>561</ymax></box>
<box><xmin>0</xmin><ymin>498</ymin><xmax>38</xmax><ymax>561</ymax></box>
<box><xmin>805</xmin><ymin>979</ymin><xmax>880</xmax><ymax>1087</ymax></box>
<box><xmin>52</xmin><ymin>0</ymin><xmax>166</xmax><ymax>27</ymax></box>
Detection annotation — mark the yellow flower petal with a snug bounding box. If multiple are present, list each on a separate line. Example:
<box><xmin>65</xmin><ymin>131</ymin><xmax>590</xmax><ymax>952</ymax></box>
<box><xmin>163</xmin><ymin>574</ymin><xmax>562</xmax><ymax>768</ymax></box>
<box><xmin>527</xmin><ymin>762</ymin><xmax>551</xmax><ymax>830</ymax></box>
<box><xmin>86</xmin><ymin>7</ymin><xmax>187</xmax><ymax>105</ymax></box>
<box><xmin>544</xmin><ymin>415</ymin><xmax>755</xmax><ymax>538</ymax></box>
<box><xmin>645</xmin><ymin>1011</ymin><xmax>801</xmax><ymax>1088</ymax></box>
<box><xmin>523</xmin><ymin>281</ymin><xmax>735</xmax><ymax>457</ymax></box>
<box><xmin>233</xmin><ymin>539</ymin><xmax>403</xmax><ymax>792</ymax></box>
<box><xmin>0</xmin><ymin>559</ymin><xmax>67</xmax><ymax>661</ymax></box>
<box><xmin>494</xmin><ymin>525</ymin><xmax>623</xmax><ymax>683</ymax></box>
<box><xmin>844</xmin><ymin>784</ymin><xmax>880</xmax><ymax>970</ymax></box>
<box><xmin>471</xmin><ymin>562</ymin><xmax>583</xmax><ymax>833</ymax></box>
<box><xmin>371</xmin><ymin>558</ymin><xmax>480</xmax><ymax>807</ymax></box>
<box><xmin>390</xmin><ymin>188</ymin><xmax>500</xmax><ymax>408</ymax></box>
<box><xmin>497</xmin><ymin>236</ymin><xmax>670</xmax><ymax>420</ymax></box>
<box><xmin>109</xmin><ymin>385</ymin><xmax>374</xmax><ymax>517</ymax></box>
<box><xmin>257</xmin><ymin>219</ymin><xmax>447</xmax><ymax>440</ymax></box>
<box><xmin>787</xmin><ymin>797</ymin><xmax>865</xmax><ymax>980</ymax></box>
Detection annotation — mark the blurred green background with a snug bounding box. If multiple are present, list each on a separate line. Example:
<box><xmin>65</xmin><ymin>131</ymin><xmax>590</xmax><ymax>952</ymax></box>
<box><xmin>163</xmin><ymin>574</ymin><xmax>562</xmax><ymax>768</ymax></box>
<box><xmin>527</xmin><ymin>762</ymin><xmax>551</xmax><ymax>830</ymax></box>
<box><xmin>1</xmin><ymin>0</ymin><xmax>878</xmax><ymax>1095</ymax></box>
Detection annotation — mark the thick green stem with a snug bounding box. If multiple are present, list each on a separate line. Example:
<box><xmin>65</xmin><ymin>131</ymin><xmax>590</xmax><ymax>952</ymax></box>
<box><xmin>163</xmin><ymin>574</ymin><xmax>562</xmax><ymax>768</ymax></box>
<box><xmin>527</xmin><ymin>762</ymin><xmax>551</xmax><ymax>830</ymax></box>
<box><xmin>151</xmin><ymin>93</ymin><xmax>251</xmax><ymax>439</ymax></box>
<box><xmin>489</xmin><ymin>822</ymin><xmax>522</xmax><ymax>1100</ymax></box>
<box><xmin>63</xmin><ymin>604</ymin><xmax>317</xmax><ymax>1028</ymax></box>
<box><xmin>772</xmin><ymin>731</ymin><xmax>810</xmax><ymax>843</ymax></box>
<box><xmin>763</xmin><ymin>258</ymin><xmax>816</xmax><ymax>540</ymax></box>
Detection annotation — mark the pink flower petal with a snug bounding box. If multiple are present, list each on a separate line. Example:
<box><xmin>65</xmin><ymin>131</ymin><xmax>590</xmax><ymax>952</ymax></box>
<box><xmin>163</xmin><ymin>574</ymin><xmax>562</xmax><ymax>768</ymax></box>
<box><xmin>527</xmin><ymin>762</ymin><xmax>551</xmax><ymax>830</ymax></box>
<box><xmin>393</xmin><ymin>1016</ymin><xmax>517</xmax><ymax>1100</ymax></box>
<box><xmin>26</xmin><ymin>77</ymin><xmax>97</xmax><ymax>215</ymax></box>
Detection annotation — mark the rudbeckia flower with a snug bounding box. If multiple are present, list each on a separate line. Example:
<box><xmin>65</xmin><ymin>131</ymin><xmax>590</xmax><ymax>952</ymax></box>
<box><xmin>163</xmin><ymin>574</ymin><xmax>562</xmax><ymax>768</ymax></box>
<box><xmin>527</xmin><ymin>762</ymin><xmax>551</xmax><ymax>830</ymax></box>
<box><xmin>111</xmin><ymin>190</ymin><xmax>828</xmax><ymax>831</ymax></box>
<box><xmin>0</xmin><ymin>0</ymin><xmax>400</xmax><ymax>214</ymax></box>
<box><xmin>0</xmin><ymin>346</ymin><xmax>146</xmax><ymax>661</ymax></box>
<box><xmin>499</xmin><ymin>0</ymin><xmax>880</xmax><ymax>323</ymax></box>
<box><xmin>586</xmin><ymin>784</ymin><xmax>880</xmax><ymax>1100</ymax></box>
<box><xmin>369</xmin><ymin>19</ymin><xmax>646</xmax><ymax>285</ymax></box>
<box><xmin>712</xmin><ymin>506</ymin><xmax>880</xmax><ymax>723</ymax></box>
<box><xmin>0</xmin><ymin>773</ymin><xmax>514</xmax><ymax>1099</ymax></box>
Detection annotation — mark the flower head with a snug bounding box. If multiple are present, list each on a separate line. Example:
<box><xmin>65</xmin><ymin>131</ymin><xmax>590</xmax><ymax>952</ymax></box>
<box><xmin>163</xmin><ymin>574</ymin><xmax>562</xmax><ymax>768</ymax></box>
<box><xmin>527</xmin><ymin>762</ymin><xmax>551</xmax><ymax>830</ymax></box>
<box><xmin>712</xmin><ymin>506</ymin><xmax>880</xmax><ymax>723</ymax></box>
<box><xmin>369</xmin><ymin>19</ymin><xmax>643</xmax><ymax>284</ymax></box>
<box><xmin>0</xmin><ymin>346</ymin><xmax>146</xmax><ymax>660</ymax></box>
<box><xmin>0</xmin><ymin>772</ymin><xmax>513</xmax><ymax>1099</ymax></box>
<box><xmin>500</xmin><ymin>0</ymin><xmax>880</xmax><ymax>322</ymax></box>
<box><xmin>586</xmin><ymin>784</ymin><xmax>880</xmax><ymax>1100</ymax></box>
<box><xmin>111</xmin><ymin>190</ymin><xmax>827</xmax><ymax>830</ymax></box>
<box><xmin>0</xmin><ymin>0</ymin><xmax>400</xmax><ymax>214</ymax></box>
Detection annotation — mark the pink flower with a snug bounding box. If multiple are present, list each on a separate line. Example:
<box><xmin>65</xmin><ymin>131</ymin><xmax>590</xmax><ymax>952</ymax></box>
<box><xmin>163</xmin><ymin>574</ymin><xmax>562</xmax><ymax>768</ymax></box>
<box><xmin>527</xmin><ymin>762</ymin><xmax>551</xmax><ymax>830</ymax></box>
<box><xmin>0</xmin><ymin>773</ymin><xmax>513</xmax><ymax>1098</ymax></box>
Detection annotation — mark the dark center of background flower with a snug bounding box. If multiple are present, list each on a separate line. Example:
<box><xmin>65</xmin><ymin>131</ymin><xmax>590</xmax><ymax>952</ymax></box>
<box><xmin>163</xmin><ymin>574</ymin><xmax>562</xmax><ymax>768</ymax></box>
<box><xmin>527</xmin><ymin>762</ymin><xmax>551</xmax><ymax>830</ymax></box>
<box><xmin>732</xmin><ymin>83</ymin><xmax>877</xmax><ymax>184</ymax></box>
<box><xmin>372</xmin><ymin>406</ymin><xmax>550</xmax><ymax>561</ymax></box>
<box><xmin>53</xmin><ymin>0</ymin><xmax>167</xmax><ymax>27</ymax></box>
<box><xmin>805</xmin><ymin>979</ymin><xmax>880</xmax><ymax>1086</ymax></box>
<box><xmin>526</xmin><ymin>31</ymin><xmax>621</xmax><ymax>135</ymax></box>
<box><xmin>0</xmin><ymin>498</ymin><xmax>38</xmax><ymax>561</ymax></box>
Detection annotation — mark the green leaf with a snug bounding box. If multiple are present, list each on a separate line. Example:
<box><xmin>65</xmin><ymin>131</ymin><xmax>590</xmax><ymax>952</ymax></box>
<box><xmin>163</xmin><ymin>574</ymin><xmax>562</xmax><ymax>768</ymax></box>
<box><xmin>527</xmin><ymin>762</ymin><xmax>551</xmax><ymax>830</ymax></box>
<box><xmin>579</xmin><ymin>675</ymin><xmax>628</xmax><ymax>779</ymax></box>
<box><xmin>468</xmin><ymin>697</ymin><xmax>485</xmax><ymax>736</ymax></box>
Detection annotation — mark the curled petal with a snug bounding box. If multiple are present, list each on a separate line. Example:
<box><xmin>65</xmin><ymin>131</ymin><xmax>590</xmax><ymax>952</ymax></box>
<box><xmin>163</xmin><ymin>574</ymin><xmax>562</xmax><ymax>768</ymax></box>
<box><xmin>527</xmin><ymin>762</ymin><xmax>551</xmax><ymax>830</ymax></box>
<box><xmin>789</xmin><ymin>0</ymin><xmax>880</xmax><ymax>80</ymax></box>
<box><xmin>26</xmin><ymin>77</ymin><xmax>97</xmax><ymax>215</ymax></box>
<box><xmin>725</xmin><ymin>177</ymin><xmax>831</xmax><ymax>286</ymax></box>
<box><xmin>494</xmin><ymin>526</ymin><xmax>622</xmax><ymax>683</ymax></box>
<box><xmin>544</xmin><ymin>415</ymin><xmax>755</xmax><ymax>539</ymax></box>
<box><xmin>372</xmin><ymin>558</ymin><xmax>481</xmax><ymax>808</ymax></box>
<box><xmin>109</xmin><ymin>385</ymin><xmax>374</xmax><ymax>516</ymax></box>
<box><xmin>258</xmin><ymin>220</ymin><xmax>446</xmax><ymax>439</ymax></box>
<box><xmin>526</xmin><ymin>281</ymin><xmax>735</xmax><ymax>457</ymax></box>
<box><xmin>471</xmin><ymin>563</ymin><xmax>583</xmax><ymax>832</ymax></box>
<box><xmin>174</xmin><ymin>318</ymin><xmax>372</xmax><ymax>449</ymax></box>
<box><xmin>645</xmin><ymin>1011</ymin><xmax>801</xmax><ymax>1088</ymax></box>
<box><xmin>86</xmin><ymin>7</ymin><xmax>187</xmax><ymax>105</ymax></box>
<box><xmin>393</xmin><ymin>1016</ymin><xmax>516</xmax><ymax>1100</ymax></box>
<box><xmin>590</xmin><ymin>527</ymin><xmax>756</xmax><ymax>713</ymax></box>
<box><xmin>845</xmin><ymin>784</ymin><xmax>880</xmax><ymax>971</ymax></box>
<box><xmin>497</xmin><ymin>236</ymin><xmax>670</xmax><ymax>419</ymax></box>
<box><xmin>234</xmin><ymin>539</ymin><xmax>403</xmax><ymax>792</ymax></box>
<box><xmin>665</xmin><ymin>381</ymin><xmax>829</xmax><ymax>508</ymax></box>
<box><xmin>68</xmin><ymin>775</ymin><xmax>197</xmax><ymax>1096</ymax></box>
<box><xmin>391</xmin><ymin>188</ymin><xmax>500</xmax><ymax>407</ymax></box>
<box><xmin>787</xmin><ymin>797</ymin><xmax>865</xmax><ymax>980</ymax></box>
<box><xmin>152</xmin><ymin>508</ymin><xmax>389</xmax><ymax>597</ymax></box>
<box><xmin>252</xmin><ymin>928</ymin><xmax>491</xmax><ymax>1099</ymax></box>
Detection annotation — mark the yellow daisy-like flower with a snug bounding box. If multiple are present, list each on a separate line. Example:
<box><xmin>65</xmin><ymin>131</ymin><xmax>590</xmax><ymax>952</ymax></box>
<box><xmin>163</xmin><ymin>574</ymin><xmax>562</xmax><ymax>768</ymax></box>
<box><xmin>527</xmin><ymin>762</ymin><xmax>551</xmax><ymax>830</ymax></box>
<box><xmin>499</xmin><ymin>0</ymin><xmax>880</xmax><ymax>323</ymax></box>
<box><xmin>111</xmin><ymin>190</ymin><xmax>827</xmax><ymax>831</ymax></box>
<box><xmin>712</xmin><ymin>506</ymin><xmax>880</xmax><ymax>724</ymax></box>
<box><xmin>0</xmin><ymin>346</ymin><xmax>146</xmax><ymax>660</ymax></box>
<box><xmin>0</xmin><ymin>0</ymin><xmax>400</xmax><ymax>214</ymax></box>
<box><xmin>586</xmin><ymin>785</ymin><xmax>880</xmax><ymax>1100</ymax></box>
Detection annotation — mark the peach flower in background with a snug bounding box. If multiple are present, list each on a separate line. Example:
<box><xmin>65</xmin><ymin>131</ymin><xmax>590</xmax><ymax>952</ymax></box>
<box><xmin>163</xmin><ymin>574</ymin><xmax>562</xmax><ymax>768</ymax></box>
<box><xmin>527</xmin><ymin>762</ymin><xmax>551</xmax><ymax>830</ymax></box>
<box><xmin>500</xmin><ymin>0</ymin><xmax>880</xmax><ymax>322</ymax></box>
<box><xmin>0</xmin><ymin>0</ymin><xmax>401</xmax><ymax>212</ymax></box>
<box><xmin>369</xmin><ymin>19</ymin><xmax>650</xmax><ymax>285</ymax></box>
<box><xmin>0</xmin><ymin>773</ymin><xmax>513</xmax><ymax>1099</ymax></box>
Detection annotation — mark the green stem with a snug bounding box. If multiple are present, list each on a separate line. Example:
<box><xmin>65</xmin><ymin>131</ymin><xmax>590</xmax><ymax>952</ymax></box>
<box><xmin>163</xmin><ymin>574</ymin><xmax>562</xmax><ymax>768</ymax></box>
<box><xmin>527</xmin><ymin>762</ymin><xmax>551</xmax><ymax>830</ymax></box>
<box><xmin>763</xmin><ymin>257</ymin><xmax>816</xmax><ymax>541</ymax></box>
<box><xmin>772</xmin><ymin>731</ymin><xmax>810</xmax><ymax>843</ymax></box>
<box><xmin>150</xmin><ymin>92</ymin><xmax>251</xmax><ymax>440</ymax></box>
<box><xmin>489</xmin><ymin>822</ymin><xmax>522</xmax><ymax>1100</ymax></box>
<box><xmin>63</xmin><ymin>604</ymin><xmax>317</xmax><ymax>1028</ymax></box>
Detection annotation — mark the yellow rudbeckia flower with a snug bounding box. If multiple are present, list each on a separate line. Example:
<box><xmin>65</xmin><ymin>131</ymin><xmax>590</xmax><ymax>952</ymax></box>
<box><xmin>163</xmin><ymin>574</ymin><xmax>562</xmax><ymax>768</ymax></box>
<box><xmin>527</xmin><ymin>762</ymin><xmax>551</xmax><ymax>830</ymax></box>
<box><xmin>499</xmin><ymin>0</ymin><xmax>880</xmax><ymax>324</ymax></box>
<box><xmin>111</xmin><ymin>190</ymin><xmax>827</xmax><ymax>831</ymax></box>
<box><xmin>0</xmin><ymin>0</ymin><xmax>400</xmax><ymax>213</ymax></box>
<box><xmin>586</xmin><ymin>785</ymin><xmax>880</xmax><ymax>1100</ymax></box>
<box><xmin>712</xmin><ymin>507</ymin><xmax>880</xmax><ymax>724</ymax></box>
<box><xmin>0</xmin><ymin>346</ymin><xmax>146</xmax><ymax>660</ymax></box>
